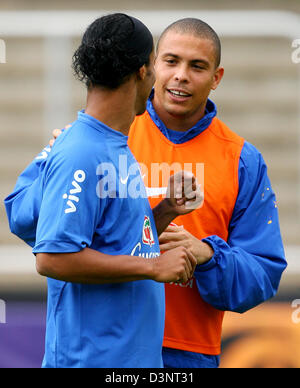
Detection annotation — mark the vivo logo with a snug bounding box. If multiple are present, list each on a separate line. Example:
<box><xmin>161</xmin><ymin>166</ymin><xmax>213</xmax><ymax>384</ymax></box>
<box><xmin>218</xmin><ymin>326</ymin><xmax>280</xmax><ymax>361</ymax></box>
<box><xmin>35</xmin><ymin>146</ymin><xmax>51</xmax><ymax>161</ymax></box>
<box><xmin>63</xmin><ymin>170</ymin><xmax>86</xmax><ymax>214</ymax></box>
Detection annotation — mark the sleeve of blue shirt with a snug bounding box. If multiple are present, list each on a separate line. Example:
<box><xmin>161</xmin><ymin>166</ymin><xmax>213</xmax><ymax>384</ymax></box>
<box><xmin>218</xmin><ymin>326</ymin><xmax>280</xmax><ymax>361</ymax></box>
<box><xmin>194</xmin><ymin>141</ymin><xmax>287</xmax><ymax>313</ymax></box>
<box><xmin>4</xmin><ymin>146</ymin><xmax>51</xmax><ymax>247</ymax></box>
<box><xmin>32</xmin><ymin>143</ymin><xmax>103</xmax><ymax>254</ymax></box>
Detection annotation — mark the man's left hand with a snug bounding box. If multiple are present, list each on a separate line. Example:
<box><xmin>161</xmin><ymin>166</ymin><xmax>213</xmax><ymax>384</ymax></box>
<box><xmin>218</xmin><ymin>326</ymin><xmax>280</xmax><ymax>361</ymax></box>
<box><xmin>159</xmin><ymin>225</ymin><xmax>214</xmax><ymax>265</ymax></box>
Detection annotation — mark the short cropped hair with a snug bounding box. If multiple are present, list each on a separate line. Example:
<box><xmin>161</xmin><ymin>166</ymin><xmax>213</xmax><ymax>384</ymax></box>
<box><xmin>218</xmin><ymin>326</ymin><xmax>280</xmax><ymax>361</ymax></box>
<box><xmin>157</xmin><ymin>18</ymin><xmax>221</xmax><ymax>68</ymax></box>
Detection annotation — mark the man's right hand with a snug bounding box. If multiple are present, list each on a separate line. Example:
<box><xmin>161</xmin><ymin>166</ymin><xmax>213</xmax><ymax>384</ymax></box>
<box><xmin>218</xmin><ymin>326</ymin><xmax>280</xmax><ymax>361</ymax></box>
<box><xmin>49</xmin><ymin>125</ymin><xmax>71</xmax><ymax>147</ymax></box>
<box><xmin>150</xmin><ymin>246</ymin><xmax>197</xmax><ymax>284</ymax></box>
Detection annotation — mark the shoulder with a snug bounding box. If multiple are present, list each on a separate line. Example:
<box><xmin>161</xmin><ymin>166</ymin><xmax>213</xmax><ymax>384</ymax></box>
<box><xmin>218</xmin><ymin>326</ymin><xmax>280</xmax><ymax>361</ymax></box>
<box><xmin>209</xmin><ymin>117</ymin><xmax>245</xmax><ymax>147</ymax></box>
<box><xmin>48</xmin><ymin>122</ymin><xmax>107</xmax><ymax>170</ymax></box>
<box><xmin>238</xmin><ymin>141</ymin><xmax>271</xmax><ymax>199</ymax></box>
<box><xmin>240</xmin><ymin>142</ymin><xmax>267</xmax><ymax>177</ymax></box>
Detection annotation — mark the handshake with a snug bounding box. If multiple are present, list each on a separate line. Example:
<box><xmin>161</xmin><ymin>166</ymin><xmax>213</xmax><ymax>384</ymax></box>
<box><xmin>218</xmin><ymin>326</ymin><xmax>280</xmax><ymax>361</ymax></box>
<box><xmin>151</xmin><ymin>170</ymin><xmax>208</xmax><ymax>285</ymax></box>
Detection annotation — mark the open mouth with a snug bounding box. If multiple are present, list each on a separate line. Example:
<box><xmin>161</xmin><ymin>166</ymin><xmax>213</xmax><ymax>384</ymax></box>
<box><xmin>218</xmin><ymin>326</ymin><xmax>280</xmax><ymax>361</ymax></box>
<box><xmin>167</xmin><ymin>89</ymin><xmax>192</xmax><ymax>100</ymax></box>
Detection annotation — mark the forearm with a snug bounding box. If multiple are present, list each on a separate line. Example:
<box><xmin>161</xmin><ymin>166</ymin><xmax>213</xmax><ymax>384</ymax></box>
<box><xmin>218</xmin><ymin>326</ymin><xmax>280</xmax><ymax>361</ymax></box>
<box><xmin>195</xmin><ymin>236</ymin><xmax>287</xmax><ymax>313</ymax></box>
<box><xmin>36</xmin><ymin>248</ymin><xmax>154</xmax><ymax>284</ymax></box>
<box><xmin>152</xmin><ymin>199</ymin><xmax>177</xmax><ymax>237</ymax></box>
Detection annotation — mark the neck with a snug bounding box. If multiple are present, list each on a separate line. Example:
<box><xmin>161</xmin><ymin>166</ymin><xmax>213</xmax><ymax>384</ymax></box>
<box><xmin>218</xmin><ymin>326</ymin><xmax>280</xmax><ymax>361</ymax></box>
<box><xmin>152</xmin><ymin>95</ymin><xmax>207</xmax><ymax>132</ymax></box>
<box><xmin>85</xmin><ymin>81</ymin><xmax>137</xmax><ymax>136</ymax></box>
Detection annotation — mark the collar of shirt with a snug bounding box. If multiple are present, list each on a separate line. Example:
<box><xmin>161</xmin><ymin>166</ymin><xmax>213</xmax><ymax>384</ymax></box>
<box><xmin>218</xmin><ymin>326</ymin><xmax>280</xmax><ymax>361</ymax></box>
<box><xmin>78</xmin><ymin>110</ymin><xmax>129</xmax><ymax>146</ymax></box>
<box><xmin>146</xmin><ymin>90</ymin><xmax>217</xmax><ymax>144</ymax></box>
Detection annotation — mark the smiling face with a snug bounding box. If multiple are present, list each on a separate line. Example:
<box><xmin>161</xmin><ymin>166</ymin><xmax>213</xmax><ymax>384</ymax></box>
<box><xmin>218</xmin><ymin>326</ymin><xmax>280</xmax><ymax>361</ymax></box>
<box><xmin>153</xmin><ymin>30</ymin><xmax>224</xmax><ymax>131</ymax></box>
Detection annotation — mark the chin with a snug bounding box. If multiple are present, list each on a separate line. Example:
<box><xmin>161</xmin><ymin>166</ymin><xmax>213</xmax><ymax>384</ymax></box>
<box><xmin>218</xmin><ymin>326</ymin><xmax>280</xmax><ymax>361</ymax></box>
<box><xmin>166</xmin><ymin>105</ymin><xmax>190</xmax><ymax>118</ymax></box>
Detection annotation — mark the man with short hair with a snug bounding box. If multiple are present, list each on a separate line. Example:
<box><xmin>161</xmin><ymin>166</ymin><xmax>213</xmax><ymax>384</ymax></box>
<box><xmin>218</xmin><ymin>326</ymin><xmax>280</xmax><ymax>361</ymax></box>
<box><xmin>5</xmin><ymin>14</ymin><xmax>202</xmax><ymax>368</ymax></box>
<box><xmin>130</xmin><ymin>18</ymin><xmax>286</xmax><ymax>368</ymax></box>
<box><xmin>5</xmin><ymin>17</ymin><xmax>286</xmax><ymax>368</ymax></box>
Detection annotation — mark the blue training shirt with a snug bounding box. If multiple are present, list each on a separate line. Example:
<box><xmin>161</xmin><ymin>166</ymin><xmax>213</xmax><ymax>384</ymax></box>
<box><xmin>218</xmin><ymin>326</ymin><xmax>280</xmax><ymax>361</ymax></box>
<box><xmin>28</xmin><ymin>112</ymin><xmax>164</xmax><ymax>368</ymax></box>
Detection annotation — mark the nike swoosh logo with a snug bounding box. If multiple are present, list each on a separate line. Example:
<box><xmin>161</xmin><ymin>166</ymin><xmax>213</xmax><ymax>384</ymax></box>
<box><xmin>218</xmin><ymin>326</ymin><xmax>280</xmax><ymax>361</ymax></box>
<box><xmin>146</xmin><ymin>186</ymin><xmax>168</xmax><ymax>197</ymax></box>
<box><xmin>142</xmin><ymin>174</ymin><xmax>167</xmax><ymax>197</ymax></box>
<box><xmin>120</xmin><ymin>175</ymin><xmax>130</xmax><ymax>185</ymax></box>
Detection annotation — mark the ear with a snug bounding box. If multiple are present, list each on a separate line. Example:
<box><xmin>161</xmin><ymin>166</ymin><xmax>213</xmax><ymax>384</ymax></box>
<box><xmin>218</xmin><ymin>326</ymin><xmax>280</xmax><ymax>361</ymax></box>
<box><xmin>211</xmin><ymin>67</ymin><xmax>224</xmax><ymax>91</ymax></box>
<box><xmin>137</xmin><ymin>65</ymin><xmax>147</xmax><ymax>81</ymax></box>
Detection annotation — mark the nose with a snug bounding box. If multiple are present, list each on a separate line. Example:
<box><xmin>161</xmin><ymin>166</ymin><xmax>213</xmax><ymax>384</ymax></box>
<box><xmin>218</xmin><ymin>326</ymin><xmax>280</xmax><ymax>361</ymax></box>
<box><xmin>174</xmin><ymin>64</ymin><xmax>189</xmax><ymax>83</ymax></box>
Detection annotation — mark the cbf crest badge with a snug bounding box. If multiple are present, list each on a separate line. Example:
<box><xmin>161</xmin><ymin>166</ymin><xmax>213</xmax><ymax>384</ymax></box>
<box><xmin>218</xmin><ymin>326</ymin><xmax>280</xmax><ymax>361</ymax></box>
<box><xmin>142</xmin><ymin>216</ymin><xmax>155</xmax><ymax>247</ymax></box>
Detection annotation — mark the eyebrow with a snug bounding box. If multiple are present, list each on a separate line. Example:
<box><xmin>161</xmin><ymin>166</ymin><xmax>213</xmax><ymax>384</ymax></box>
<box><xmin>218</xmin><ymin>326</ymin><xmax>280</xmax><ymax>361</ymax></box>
<box><xmin>162</xmin><ymin>53</ymin><xmax>210</xmax><ymax>67</ymax></box>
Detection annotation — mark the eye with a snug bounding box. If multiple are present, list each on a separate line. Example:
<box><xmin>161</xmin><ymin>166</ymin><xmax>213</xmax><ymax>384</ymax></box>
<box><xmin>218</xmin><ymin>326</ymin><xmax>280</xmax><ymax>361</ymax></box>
<box><xmin>165</xmin><ymin>59</ymin><xmax>176</xmax><ymax>65</ymax></box>
<box><xmin>193</xmin><ymin>64</ymin><xmax>205</xmax><ymax>70</ymax></box>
